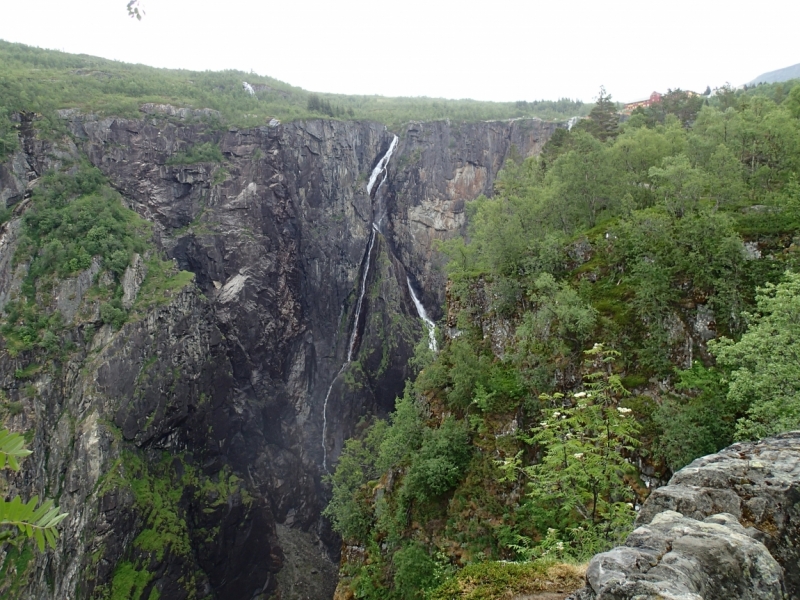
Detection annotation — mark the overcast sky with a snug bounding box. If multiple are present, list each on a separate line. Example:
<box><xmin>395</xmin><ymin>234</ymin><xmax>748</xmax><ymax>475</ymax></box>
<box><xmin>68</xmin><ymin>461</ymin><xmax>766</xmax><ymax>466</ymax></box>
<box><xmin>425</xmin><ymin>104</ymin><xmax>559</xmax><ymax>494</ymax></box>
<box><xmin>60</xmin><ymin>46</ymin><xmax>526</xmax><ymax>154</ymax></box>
<box><xmin>1</xmin><ymin>0</ymin><xmax>798</xmax><ymax>103</ymax></box>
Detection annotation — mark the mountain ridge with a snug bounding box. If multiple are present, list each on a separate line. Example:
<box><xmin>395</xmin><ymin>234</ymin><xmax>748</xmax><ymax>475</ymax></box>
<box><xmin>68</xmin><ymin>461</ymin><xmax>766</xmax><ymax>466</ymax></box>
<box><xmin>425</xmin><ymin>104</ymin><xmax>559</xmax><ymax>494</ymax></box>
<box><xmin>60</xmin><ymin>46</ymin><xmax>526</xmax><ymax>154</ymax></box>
<box><xmin>748</xmin><ymin>61</ymin><xmax>800</xmax><ymax>85</ymax></box>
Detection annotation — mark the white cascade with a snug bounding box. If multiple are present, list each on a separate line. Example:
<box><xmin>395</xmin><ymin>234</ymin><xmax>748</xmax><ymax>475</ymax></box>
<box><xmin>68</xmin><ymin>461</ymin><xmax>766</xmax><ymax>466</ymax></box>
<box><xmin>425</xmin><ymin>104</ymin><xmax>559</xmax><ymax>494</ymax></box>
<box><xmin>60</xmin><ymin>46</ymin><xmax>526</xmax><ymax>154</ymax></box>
<box><xmin>321</xmin><ymin>363</ymin><xmax>346</xmax><ymax>472</ymax></box>
<box><xmin>243</xmin><ymin>81</ymin><xmax>255</xmax><ymax>95</ymax></box>
<box><xmin>407</xmin><ymin>277</ymin><xmax>437</xmax><ymax>351</ymax></box>
<box><xmin>322</xmin><ymin>227</ymin><xmax>377</xmax><ymax>471</ymax></box>
<box><xmin>567</xmin><ymin>116</ymin><xmax>580</xmax><ymax>131</ymax></box>
<box><xmin>367</xmin><ymin>135</ymin><xmax>399</xmax><ymax>196</ymax></box>
<box><xmin>347</xmin><ymin>226</ymin><xmax>377</xmax><ymax>362</ymax></box>
<box><xmin>322</xmin><ymin>137</ymin><xmax>399</xmax><ymax>471</ymax></box>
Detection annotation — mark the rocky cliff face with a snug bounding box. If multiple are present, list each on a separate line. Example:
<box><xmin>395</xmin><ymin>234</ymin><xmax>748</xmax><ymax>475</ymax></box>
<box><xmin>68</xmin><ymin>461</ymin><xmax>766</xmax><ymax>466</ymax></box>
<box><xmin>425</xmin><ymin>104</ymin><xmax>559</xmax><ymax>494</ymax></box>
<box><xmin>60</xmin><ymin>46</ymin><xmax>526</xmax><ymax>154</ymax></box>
<box><xmin>0</xmin><ymin>111</ymin><xmax>557</xmax><ymax>598</ymax></box>
<box><xmin>385</xmin><ymin>119</ymin><xmax>559</xmax><ymax>318</ymax></box>
<box><xmin>572</xmin><ymin>431</ymin><xmax>800</xmax><ymax>600</ymax></box>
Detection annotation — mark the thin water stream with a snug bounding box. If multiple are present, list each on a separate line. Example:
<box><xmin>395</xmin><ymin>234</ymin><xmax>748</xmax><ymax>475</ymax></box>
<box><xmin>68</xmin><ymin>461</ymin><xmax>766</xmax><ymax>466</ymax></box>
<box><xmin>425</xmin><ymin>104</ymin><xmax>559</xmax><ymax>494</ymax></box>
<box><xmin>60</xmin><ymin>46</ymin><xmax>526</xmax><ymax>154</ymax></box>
<box><xmin>407</xmin><ymin>277</ymin><xmax>437</xmax><ymax>351</ymax></box>
<box><xmin>322</xmin><ymin>136</ymin><xmax>398</xmax><ymax>471</ymax></box>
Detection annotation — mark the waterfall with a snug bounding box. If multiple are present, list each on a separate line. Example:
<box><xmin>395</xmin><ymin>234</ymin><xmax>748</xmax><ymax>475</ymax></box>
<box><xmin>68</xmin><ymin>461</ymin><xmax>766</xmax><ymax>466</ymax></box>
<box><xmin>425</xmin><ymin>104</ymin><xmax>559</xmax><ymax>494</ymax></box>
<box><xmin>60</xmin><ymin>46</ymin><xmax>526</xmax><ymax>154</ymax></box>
<box><xmin>367</xmin><ymin>135</ymin><xmax>399</xmax><ymax>196</ymax></box>
<box><xmin>321</xmin><ymin>363</ymin><xmax>346</xmax><ymax>472</ymax></box>
<box><xmin>321</xmin><ymin>136</ymin><xmax>399</xmax><ymax>472</ymax></box>
<box><xmin>407</xmin><ymin>277</ymin><xmax>437</xmax><ymax>351</ymax></box>
<box><xmin>243</xmin><ymin>81</ymin><xmax>255</xmax><ymax>95</ymax></box>
<box><xmin>347</xmin><ymin>226</ymin><xmax>377</xmax><ymax>362</ymax></box>
<box><xmin>321</xmin><ymin>226</ymin><xmax>377</xmax><ymax>472</ymax></box>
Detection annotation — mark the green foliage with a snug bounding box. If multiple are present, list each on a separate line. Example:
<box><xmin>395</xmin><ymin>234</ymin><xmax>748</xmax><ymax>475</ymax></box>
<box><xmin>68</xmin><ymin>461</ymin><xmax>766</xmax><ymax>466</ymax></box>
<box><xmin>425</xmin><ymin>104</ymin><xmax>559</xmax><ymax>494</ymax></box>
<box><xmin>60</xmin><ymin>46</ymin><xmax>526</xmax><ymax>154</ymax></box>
<box><xmin>392</xmin><ymin>542</ymin><xmax>440</xmax><ymax>600</ymax></box>
<box><xmin>403</xmin><ymin>417</ymin><xmax>472</xmax><ymax>503</ymax></box>
<box><xmin>711</xmin><ymin>272</ymin><xmax>800</xmax><ymax>440</ymax></box>
<box><xmin>110</xmin><ymin>561</ymin><xmax>152</xmax><ymax>600</ymax></box>
<box><xmin>574</xmin><ymin>87</ymin><xmax>619</xmax><ymax>141</ymax></box>
<box><xmin>2</xmin><ymin>162</ymin><xmax>194</xmax><ymax>341</ymax></box>
<box><xmin>132</xmin><ymin>258</ymin><xmax>195</xmax><ymax>313</ymax></box>
<box><xmin>632</xmin><ymin>89</ymin><xmax>706</xmax><ymax>128</ymax></box>
<box><xmin>95</xmin><ymin>452</ymin><xmax>251</xmax><ymax>599</ymax></box>
<box><xmin>521</xmin><ymin>346</ymin><xmax>639</xmax><ymax>543</ymax></box>
<box><xmin>655</xmin><ymin>362</ymin><xmax>732</xmax><ymax>471</ymax></box>
<box><xmin>100</xmin><ymin>301</ymin><xmax>128</xmax><ymax>330</ymax></box>
<box><xmin>0</xmin><ymin>545</ymin><xmax>34</xmax><ymax>598</ymax></box>
<box><xmin>331</xmin><ymin>87</ymin><xmax>800</xmax><ymax>600</ymax></box>
<box><xmin>19</xmin><ymin>165</ymin><xmax>148</xmax><ymax>280</ymax></box>
<box><xmin>0</xmin><ymin>39</ymin><xmax>590</xmax><ymax>132</ymax></box>
<box><xmin>0</xmin><ymin>496</ymin><xmax>67</xmax><ymax>552</ymax></box>
<box><xmin>0</xmin><ymin>108</ymin><xmax>18</xmax><ymax>162</ymax></box>
<box><xmin>547</xmin><ymin>132</ymin><xmax>624</xmax><ymax>228</ymax></box>
<box><xmin>165</xmin><ymin>141</ymin><xmax>224</xmax><ymax>165</ymax></box>
<box><xmin>786</xmin><ymin>85</ymin><xmax>800</xmax><ymax>119</ymax></box>
<box><xmin>429</xmin><ymin>561</ymin><xmax>585</xmax><ymax>600</ymax></box>
<box><xmin>323</xmin><ymin>420</ymin><xmax>388</xmax><ymax>542</ymax></box>
<box><xmin>0</xmin><ymin>429</ymin><xmax>67</xmax><ymax>552</ymax></box>
<box><xmin>0</xmin><ymin>428</ymin><xmax>32</xmax><ymax>472</ymax></box>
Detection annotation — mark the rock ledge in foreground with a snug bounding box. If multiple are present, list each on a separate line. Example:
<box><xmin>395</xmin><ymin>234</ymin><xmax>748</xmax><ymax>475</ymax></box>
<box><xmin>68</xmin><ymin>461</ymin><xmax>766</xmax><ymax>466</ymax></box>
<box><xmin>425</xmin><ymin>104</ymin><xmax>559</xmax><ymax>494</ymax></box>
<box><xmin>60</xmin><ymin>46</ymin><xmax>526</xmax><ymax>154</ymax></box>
<box><xmin>572</xmin><ymin>431</ymin><xmax>800</xmax><ymax>599</ymax></box>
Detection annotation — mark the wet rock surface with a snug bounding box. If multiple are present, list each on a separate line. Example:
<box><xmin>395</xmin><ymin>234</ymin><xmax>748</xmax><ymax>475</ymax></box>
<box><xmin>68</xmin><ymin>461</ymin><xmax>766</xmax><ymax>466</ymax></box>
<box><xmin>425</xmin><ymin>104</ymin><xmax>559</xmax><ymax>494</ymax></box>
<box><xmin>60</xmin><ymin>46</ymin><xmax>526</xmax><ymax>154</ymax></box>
<box><xmin>572</xmin><ymin>432</ymin><xmax>800</xmax><ymax>599</ymax></box>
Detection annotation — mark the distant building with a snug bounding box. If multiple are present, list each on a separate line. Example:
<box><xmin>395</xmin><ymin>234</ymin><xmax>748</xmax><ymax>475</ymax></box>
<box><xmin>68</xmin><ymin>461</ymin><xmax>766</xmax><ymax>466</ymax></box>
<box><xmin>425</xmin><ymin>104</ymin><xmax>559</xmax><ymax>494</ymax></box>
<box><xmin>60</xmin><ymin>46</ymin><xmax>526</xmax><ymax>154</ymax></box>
<box><xmin>623</xmin><ymin>91</ymin><xmax>663</xmax><ymax>113</ymax></box>
<box><xmin>623</xmin><ymin>90</ymin><xmax>702</xmax><ymax>114</ymax></box>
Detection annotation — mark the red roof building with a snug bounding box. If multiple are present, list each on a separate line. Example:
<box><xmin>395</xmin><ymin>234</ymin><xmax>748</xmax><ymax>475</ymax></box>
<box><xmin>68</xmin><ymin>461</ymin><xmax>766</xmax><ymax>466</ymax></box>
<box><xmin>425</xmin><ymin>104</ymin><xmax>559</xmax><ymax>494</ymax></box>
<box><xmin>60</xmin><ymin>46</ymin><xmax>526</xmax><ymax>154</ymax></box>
<box><xmin>623</xmin><ymin>91</ymin><xmax>663</xmax><ymax>113</ymax></box>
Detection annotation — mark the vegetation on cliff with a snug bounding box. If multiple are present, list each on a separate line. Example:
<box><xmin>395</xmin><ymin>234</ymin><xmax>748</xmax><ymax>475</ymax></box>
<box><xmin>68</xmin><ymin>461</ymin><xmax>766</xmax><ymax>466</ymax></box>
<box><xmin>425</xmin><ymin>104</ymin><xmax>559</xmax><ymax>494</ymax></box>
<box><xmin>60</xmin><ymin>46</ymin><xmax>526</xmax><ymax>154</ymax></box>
<box><xmin>327</xmin><ymin>83</ymin><xmax>800</xmax><ymax>598</ymax></box>
<box><xmin>0</xmin><ymin>39</ymin><xmax>589</xmax><ymax>143</ymax></box>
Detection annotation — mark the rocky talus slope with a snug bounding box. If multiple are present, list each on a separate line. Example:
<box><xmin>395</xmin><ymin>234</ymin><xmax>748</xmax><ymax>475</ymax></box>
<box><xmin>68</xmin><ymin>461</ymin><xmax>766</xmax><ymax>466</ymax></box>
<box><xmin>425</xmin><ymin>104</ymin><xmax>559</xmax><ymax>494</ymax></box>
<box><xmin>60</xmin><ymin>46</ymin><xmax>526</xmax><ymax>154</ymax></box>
<box><xmin>0</xmin><ymin>110</ymin><xmax>557</xmax><ymax>599</ymax></box>
<box><xmin>572</xmin><ymin>431</ymin><xmax>800</xmax><ymax>600</ymax></box>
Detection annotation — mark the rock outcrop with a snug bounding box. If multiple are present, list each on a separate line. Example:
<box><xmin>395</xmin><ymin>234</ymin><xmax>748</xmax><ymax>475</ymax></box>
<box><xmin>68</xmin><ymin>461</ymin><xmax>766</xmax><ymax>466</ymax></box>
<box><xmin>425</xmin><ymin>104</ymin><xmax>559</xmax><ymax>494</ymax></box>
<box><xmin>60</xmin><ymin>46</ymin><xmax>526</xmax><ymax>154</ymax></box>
<box><xmin>0</xmin><ymin>111</ymin><xmax>557</xmax><ymax>599</ymax></box>
<box><xmin>572</xmin><ymin>431</ymin><xmax>800</xmax><ymax>599</ymax></box>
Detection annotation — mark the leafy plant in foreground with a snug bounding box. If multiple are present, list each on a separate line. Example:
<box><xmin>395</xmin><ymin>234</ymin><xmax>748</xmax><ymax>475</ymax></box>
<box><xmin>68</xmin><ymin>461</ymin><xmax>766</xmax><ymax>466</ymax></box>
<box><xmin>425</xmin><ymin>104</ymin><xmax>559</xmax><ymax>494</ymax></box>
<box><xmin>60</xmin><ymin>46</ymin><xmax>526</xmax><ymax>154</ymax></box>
<box><xmin>0</xmin><ymin>429</ymin><xmax>67</xmax><ymax>551</ymax></box>
<box><xmin>519</xmin><ymin>345</ymin><xmax>640</xmax><ymax>547</ymax></box>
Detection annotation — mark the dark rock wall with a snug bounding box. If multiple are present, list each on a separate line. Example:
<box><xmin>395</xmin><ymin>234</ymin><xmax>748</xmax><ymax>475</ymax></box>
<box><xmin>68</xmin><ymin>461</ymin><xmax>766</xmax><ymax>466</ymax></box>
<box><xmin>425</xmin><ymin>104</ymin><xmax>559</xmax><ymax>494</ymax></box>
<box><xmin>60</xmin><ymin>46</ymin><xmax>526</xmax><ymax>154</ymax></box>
<box><xmin>0</xmin><ymin>113</ymin><xmax>557</xmax><ymax>599</ymax></box>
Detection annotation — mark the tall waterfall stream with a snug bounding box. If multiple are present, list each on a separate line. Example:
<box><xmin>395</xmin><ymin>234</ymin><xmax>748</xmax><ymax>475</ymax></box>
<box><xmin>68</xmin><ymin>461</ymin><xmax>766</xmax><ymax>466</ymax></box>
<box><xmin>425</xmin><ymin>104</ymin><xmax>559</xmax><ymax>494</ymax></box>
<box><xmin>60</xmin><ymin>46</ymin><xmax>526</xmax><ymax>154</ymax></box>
<box><xmin>321</xmin><ymin>136</ymin><xmax>396</xmax><ymax>471</ymax></box>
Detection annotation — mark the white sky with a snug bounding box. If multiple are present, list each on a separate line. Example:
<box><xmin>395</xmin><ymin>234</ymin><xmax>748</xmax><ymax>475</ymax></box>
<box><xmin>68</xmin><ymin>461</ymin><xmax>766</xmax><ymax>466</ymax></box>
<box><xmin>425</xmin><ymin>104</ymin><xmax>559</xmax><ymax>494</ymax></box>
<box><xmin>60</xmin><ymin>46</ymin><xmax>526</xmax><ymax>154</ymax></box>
<box><xmin>1</xmin><ymin>0</ymin><xmax>798</xmax><ymax>103</ymax></box>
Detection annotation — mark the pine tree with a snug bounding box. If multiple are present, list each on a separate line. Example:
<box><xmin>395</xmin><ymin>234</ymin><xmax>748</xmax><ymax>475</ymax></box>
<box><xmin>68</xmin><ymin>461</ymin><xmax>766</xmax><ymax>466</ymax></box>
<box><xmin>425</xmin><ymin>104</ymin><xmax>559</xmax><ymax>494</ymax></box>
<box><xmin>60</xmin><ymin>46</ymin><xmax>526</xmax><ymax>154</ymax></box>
<box><xmin>581</xmin><ymin>87</ymin><xmax>619</xmax><ymax>142</ymax></box>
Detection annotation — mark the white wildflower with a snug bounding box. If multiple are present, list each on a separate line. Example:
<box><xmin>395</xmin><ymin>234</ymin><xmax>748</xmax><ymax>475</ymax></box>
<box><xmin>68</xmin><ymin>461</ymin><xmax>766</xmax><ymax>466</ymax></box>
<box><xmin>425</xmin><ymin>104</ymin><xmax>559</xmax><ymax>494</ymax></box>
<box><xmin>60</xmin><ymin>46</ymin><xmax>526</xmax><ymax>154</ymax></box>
<box><xmin>574</xmin><ymin>392</ymin><xmax>587</xmax><ymax>399</ymax></box>
<box><xmin>573</xmin><ymin>453</ymin><xmax>584</xmax><ymax>459</ymax></box>
<box><xmin>617</xmin><ymin>407</ymin><xmax>632</xmax><ymax>414</ymax></box>
<box><xmin>540</xmin><ymin>422</ymin><xmax>548</xmax><ymax>428</ymax></box>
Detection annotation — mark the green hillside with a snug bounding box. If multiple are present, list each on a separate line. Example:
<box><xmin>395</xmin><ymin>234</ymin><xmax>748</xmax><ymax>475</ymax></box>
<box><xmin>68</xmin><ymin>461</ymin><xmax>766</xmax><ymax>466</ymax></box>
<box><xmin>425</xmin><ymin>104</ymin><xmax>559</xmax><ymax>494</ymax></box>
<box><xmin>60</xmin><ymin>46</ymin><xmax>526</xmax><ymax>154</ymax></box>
<box><xmin>0</xmin><ymin>39</ymin><xmax>589</xmax><ymax>137</ymax></box>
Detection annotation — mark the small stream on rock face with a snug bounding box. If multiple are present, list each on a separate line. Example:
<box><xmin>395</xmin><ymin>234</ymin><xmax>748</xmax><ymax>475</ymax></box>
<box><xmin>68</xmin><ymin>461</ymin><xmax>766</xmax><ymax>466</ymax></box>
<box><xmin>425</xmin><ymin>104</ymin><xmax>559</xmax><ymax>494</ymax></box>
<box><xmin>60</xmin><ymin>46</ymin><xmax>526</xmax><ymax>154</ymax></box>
<box><xmin>407</xmin><ymin>277</ymin><xmax>437</xmax><ymax>351</ymax></box>
<box><xmin>321</xmin><ymin>135</ymin><xmax>398</xmax><ymax>472</ymax></box>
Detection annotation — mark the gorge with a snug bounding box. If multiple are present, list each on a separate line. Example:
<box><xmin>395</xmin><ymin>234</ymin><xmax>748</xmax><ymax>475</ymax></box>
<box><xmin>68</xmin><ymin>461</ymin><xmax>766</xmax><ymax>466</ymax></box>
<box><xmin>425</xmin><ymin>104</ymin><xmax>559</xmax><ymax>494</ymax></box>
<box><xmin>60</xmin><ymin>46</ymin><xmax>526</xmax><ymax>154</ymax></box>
<box><xmin>0</xmin><ymin>109</ymin><xmax>559</xmax><ymax>599</ymax></box>
<box><xmin>3</xmin><ymin>39</ymin><xmax>800</xmax><ymax>599</ymax></box>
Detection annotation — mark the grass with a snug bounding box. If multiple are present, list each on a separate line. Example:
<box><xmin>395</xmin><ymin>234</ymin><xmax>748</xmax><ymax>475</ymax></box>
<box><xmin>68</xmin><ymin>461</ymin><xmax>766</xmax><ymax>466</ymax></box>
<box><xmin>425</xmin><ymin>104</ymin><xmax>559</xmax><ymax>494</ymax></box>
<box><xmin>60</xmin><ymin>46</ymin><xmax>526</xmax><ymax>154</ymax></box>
<box><xmin>165</xmin><ymin>142</ymin><xmax>224</xmax><ymax>166</ymax></box>
<box><xmin>430</xmin><ymin>561</ymin><xmax>586</xmax><ymax>600</ymax></box>
<box><xmin>132</xmin><ymin>259</ymin><xmax>195</xmax><ymax>313</ymax></box>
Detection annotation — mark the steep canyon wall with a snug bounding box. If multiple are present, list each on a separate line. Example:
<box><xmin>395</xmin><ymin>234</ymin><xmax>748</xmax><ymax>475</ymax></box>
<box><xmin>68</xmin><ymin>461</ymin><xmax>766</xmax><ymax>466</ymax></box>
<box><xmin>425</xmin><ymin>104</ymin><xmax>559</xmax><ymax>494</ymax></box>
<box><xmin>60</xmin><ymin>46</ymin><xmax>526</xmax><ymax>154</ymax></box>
<box><xmin>0</xmin><ymin>112</ymin><xmax>558</xmax><ymax>599</ymax></box>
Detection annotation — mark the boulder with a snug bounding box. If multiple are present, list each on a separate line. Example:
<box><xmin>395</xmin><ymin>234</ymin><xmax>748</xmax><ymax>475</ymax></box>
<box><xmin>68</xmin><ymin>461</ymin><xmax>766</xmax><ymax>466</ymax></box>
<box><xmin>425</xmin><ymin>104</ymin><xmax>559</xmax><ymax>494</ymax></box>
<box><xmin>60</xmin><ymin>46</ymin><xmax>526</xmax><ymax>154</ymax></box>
<box><xmin>572</xmin><ymin>511</ymin><xmax>783</xmax><ymax>600</ymax></box>
<box><xmin>572</xmin><ymin>431</ymin><xmax>800</xmax><ymax>599</ymax></box>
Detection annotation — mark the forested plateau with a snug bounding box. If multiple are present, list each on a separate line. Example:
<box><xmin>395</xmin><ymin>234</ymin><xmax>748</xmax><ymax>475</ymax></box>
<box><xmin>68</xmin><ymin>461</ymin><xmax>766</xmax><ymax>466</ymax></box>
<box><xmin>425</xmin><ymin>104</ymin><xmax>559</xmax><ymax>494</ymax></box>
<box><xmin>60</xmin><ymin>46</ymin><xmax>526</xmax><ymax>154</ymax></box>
<box><xmin>1</xmin><ymin>38</ymin><xmax>800</xmax><ymax>600</ymax></box>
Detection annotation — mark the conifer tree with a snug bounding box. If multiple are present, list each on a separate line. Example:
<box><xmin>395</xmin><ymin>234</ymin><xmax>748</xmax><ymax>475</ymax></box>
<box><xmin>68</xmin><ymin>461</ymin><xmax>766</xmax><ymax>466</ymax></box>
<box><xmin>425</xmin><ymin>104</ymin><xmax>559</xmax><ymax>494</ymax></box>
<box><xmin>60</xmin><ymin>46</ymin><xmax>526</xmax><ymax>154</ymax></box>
<box><xmin>581</xmin><ymin>86</ymin><xmax>619</xmax><ymax>142</ymax></box>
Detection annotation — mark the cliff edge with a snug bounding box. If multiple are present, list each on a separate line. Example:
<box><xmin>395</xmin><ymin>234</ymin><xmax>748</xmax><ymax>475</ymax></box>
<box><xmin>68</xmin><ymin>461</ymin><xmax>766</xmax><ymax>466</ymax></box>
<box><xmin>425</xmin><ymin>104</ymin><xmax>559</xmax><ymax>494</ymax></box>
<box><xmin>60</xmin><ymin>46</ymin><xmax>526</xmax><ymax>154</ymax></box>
<box><xmin>572</xmin><ymin>431</ymin><xmax>800</xmax><ymax>599</ymax></box>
